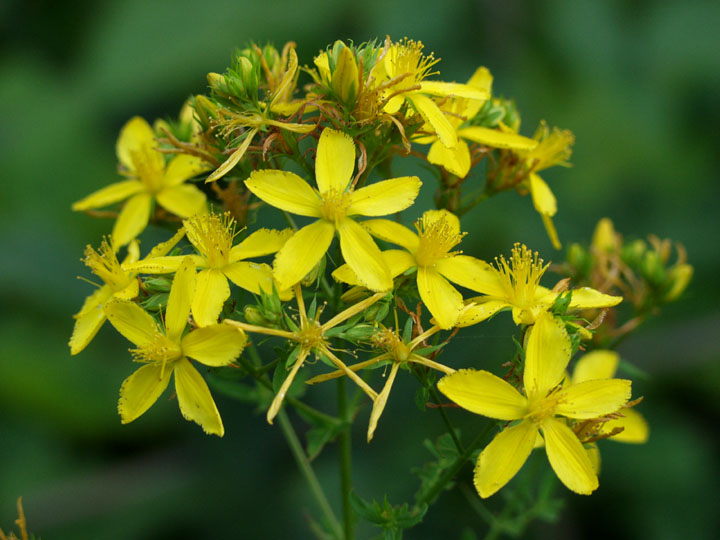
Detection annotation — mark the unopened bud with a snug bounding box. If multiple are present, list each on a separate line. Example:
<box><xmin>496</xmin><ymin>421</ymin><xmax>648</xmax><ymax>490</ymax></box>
<box><xmin>621</xmin><ymin>239</ymin><xmax>646</xmax><ymax>267</ymax></box>
<box><xmin>640</xmin><ymin>250</ymin><xmax>666</xmax><ymax>286</ymax></box>
<box><xmin>244</xmin><ymin>306</ymin><xmax>270</xmax><ymax>326</ymax></box>
<box><xmin>331</xmin><ymin>42</ymin><xmax>358</xmax><ymax>105</ymax></box>
<box><xmin>592</xmin><ymin>218</ymin><xmax>618</xmax><ymax>253</ymax></box>
<box><xmin>664</xmin><ymin>264</ymin><xmax>693</xmax><ymax>302</ymax></box>
<box><xmin>193</xmin><ymin>95</ymin><xmax>217</xmax><ymax>126</ymax></box>
<box><xmin>567</xmin><ymin>243</ymin><xmax>591</xmax><ymax>276</ymax></box>
<box><xmin>302</xmin><ymin>257</ymin><xmax>326</xmax><ymax>287</ymax></box>
<box><xmin>207</xmin><ymin>72</ymin><xmax>226</xmax><ymax>89</ymax></box>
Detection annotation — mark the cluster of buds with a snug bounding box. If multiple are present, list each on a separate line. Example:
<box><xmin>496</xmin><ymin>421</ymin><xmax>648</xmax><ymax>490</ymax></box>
<box><xmin>69</xmin><ymin>37</ymin><xmax>690</xmax><ymax>531</ymax></box>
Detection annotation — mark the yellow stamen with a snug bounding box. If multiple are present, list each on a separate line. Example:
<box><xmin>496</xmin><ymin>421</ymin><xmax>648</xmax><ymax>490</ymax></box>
<box><xmin>386</xmin><ymin>38</ymin><xmax>439</xmax><ymax>89</ymax></box>
<box><xmin>83</xmin><ymin>238</ymin><xmax>132</xmax><ymax>291</ymax></box>
<box><xmin>130</xmin><ymin>148</ymin><xmax>164</xmax><ymax>193</ymax></box>
<box><xmin>185</xmin><ymin>212</ymin><xmax>239</xmax><ymax>268</ymax></box>
<box><xmin>130</xmin><ymin>334</ymin><xmax>183</xmax><ymax>379</ymax></box>
<box><xmin>414</xmin><ymin>215</ymin><xmax>465</xmax><ymax>267</ymax></box>
<box><xmin>319</xmin><ymin>188</ymin><xmax>352</xmax><ymax>224</ymax></box>
<box><xmin>494</xmin><ymin>243</ymin><xmax>549</xmax><ymax>309</ymax></box>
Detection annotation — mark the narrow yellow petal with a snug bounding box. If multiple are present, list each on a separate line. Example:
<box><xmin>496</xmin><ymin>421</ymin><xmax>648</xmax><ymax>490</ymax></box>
<box><xmin>467</xmin><ymin>66</ymin><xmax>493</xmax><ymax>94</ymax></box>
<box><xmin>72</xmin><ymin>180</ymin><xmax>144</xmax><ymax>211</ymax></box>
<box><xmin>245</xmin><ymin>170</ymin><xmax>322</xmax><ymax>217</ymax></box>
<box><xmin>273</xmin><ymin>220</ymin><xmax>335</xmax><ymax>290</ymax></box>
<box><xmin>474</xmin><ymin>420</ymin><xmax>538</xmax><ymax>498</ymax></box>
<box><xmin>419</xmin><ymin>81</ymin><xmax>489</xmax><ymax>101</ymax></box>
<box><xmin>165</xmin><ymin>257</ymin><xmax>196</xmax><ymax>342</ymax></box>
<box><xmin>116</xmin><ymin>116</ymin><xmax>162</xmax><ymax>171</ymax></box>
<box><xmin>223</xmin><ymin>261</ymin><xmax>275</xmax><ymax>295</ymax></box>
<box><xmin>556</xmin><ymin>379</ymin><xmax>631</xmax><ymax>419</ymax></box>
<box><xmin>267</xmin><ymin>349</ymin><xmax>309</xmax><ymax>424</ymax></box>
<box><xmin>435</xmin><ymin>255</ymin><xmax>498</xmax><ymax>293</ymax></box>
<box><xmin>572</xmin><ymin>350</ymin><xmax>619</xmax><ymax>384</ymax></box>
<box><xmin>438</xmin><ymin>369</ymin><xmax>528</xmax><ymax>420</ymax></box>
<box><xmin>181</xmin><ymin>324</ymin><xmax>247</xmax><ymax>366</ymax></box>
<box><xmin>337</xmin><ymin>218</ymin><xmax>392</xmax><ymax>292</ymax></box>
<box><xmin>205</xmin><ymin>128</ymin><xmax>258</xmax><ymax>183</ymax></box>
<box><xmin>408</xmin><ymin>94</ymin><xmax>457</xmax><ymax>148</ymax></box>
<box><xmin>174</xmin><ymin>357</ymin><xmax>224</xmax><ymax>436</ymax></box>
<box><xmin>118</xmin><ymin>363</ymin><xmax>172</xmax><ymax>423</ymax></box>
<box><xmin>541</xmin><ymin>213</ymin><xmax>562</xmax><ymax>250</ymax></box>
<box><xmin>70</xmin><ymin>298</ymin><xmax>109</xmax><ymax>355</ymax></box>
<box><xmin>75</xmin><ymin>284</ymin><xmax>113</xmax><ymax>317</ymax></box>
<box><xmin>332</xmin><ymin>249</ymin><xmax>415</xmax><ymax>286</ymax></box>
<box><xmin>604</xmin><ymin>408</ymin><xmax>649</xmax><ymax>444</ymax></box>
<box><xmin>347</xmin><ymin>176</ymin><xmax>422</xmax><ymax>217</ymax></box>
<box><xmin>111</xmin><ymin>193</ymin><xmax>152</xmax><ymax>248</ymax></box>
<box><xmin>156</xmin><ymin>184</ymin><xmax>206</xmax><ymax>218</ymax></box>
<box><xmin>123</xmin><ymin>255</ymin><xmax>192</xmax><ymax>274</ymax></box>
<box><xmin>417</xmin><ymin>267</ymin><xmax>462</xmax><ymax>329</ymax></box>
<box><xmin>191</xmin><ymin>269</ymin><xmax>230</xmax><ymax>327</ymax></box>
<box><xmin>427</xmin><ymin>139</ymin><xmax>471</xmax><ymax>178</ymax></box>
<box><xmin>315</xmin><ymin>128</ymin><xmax>355</xmax><ymax>194</ymax></box>
<box><xmin>163</xmin><ymin>154</ymin><xmax>212</xmax><ymax>186</ymax></box>
<box><xmin>229</xmin><ymin>228</ymin><xmax>293</xmax><ymax>261</ymax></box>
<box><xmin>362</xmin><ymin>219</ymin><xmax>420</xmax><ymax>253</ymax></box>
<box><xmin>524</xmin><ymin>312</ymin><xmax>572</xmax><ymax>399</ymax></box>
<box><xmin>455</xmin><ymin>300</ymin><xmax>510</xmax><ymax>328</ymax></box>
<box><xmin>568</xmin><ymin>287</ymin><xmax>623</xmax><ymax>309</ymax></box>
<box><xmin>104</xmin><ymin>300</ymin><xmax>159</xmax><ymax>347</ymax></box>
<box><xmin>148</xmin><ymin>227</ymin><xmax>187</xmax><ymax>258</ymax></box>
<box><xmin>367</xmin><ymin>362</ymin><xmax>400</xmax><ymax>442</ymax></box>
<box><xmin>528</xmin><ymin>173</ymin><xmax>557</xmax><ymax>217</ymax></box>
<box><xmin>459</xmin><ymin>126</ymin><xmax>538</xmax><ymax>150</ymax></box>
<box><xmin>542</xmin><ymin>417</ymin><xmax>598</xmax><ymax>495</ymax></box>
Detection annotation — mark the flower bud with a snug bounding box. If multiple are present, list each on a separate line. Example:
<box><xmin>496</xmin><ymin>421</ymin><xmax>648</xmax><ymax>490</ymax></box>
<box><xmin>640</xmin><ymin>250</ymin><xmax>666</xmax><ymax>286</ymax></box>
<box><xmin>664</xmin><ymin>264</ymin><xmax>693</xmax><ymax>302</ymax></box>
<box><xmin>566</xmin><ymin>242</ymin><xmax>591</xmax><ymax>276</ymax></box>
<box><xmin>193</xmin><ymin>95</ymin><xmax>217</xmax><ymax>127</ymax></box>
<box><xmin>621</xmin><ymin>239</ymin><xmax>646</xmax><ymax>267</ymax></box>
<box><xmin>592</xmin><ymin>218</ymin><xmax>618</xmax><ymax>253</ymax></box>
<box><xmin>244</xmin><ymin>306</ymin><xmax>271</xmax><ymax>326</ymax></box>
<box><xmin>302</xmin><ymin>257</ymin><xmax>326</xmax><ymax>287</ymax></box>
<box><xmin>331</xmin><ymin>42</ymin><xmax>358</xmax><ymax>105</ymax></box>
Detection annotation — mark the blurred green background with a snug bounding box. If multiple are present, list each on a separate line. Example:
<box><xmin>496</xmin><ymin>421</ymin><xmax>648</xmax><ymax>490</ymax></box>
<box><xmin>1</xmin><ymin>0</ymin><xmax>719</xmax><ymax>538</ymax></box>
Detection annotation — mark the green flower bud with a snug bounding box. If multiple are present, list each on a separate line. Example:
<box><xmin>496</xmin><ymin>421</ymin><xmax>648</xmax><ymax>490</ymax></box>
<box><xmin>664</xmin><ymin>264</ymin><xmax>693</xmax><ymax>302</ymax></box>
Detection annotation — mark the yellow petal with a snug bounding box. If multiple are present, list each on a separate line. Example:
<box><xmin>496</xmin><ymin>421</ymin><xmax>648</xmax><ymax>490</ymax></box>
<box><xmin>541</xmin><ymin>213</ymin><xmax>562</xmax><ymax>250</ymax></box>
<box><xmin>148</xmin><ymin>227</ymin><xmax>187</xmax><ymax>258</ymax></box>
<box><xmin>267</xmin><ymin>349</ymin><xmax>309</xmax><ymax>424</ymax></box>
<box><xmin>156</xmin><ymin>184</ymin><xmax>206</xmax><ymax>218</ymax></box>
<box><xmin>315</xmin><ymin>128</ymin><xmax>355</xmax><ymax>194</ymax></box>
<box><xmin>459</xmin><ymin>126</ymin><xmax>538</xmax><ymax>150</ymax></box>
<box><xmin>474</xmin><ymin>420</ymin><xmax>538</xmax><ymax>498</ymax></box>
<box><xmin>111</xmin><ymin>193</ymin><xmax>152</xmax><ymax>248</ymax></box>
<box><xmin>604</xmin><ymin>408</ymin><xmax>649</xmax><ymax>444</ymax></box>
<box><xmin>245</xmin><ymin>170</ymin><xmax>322</xmax><ymax>217</ymax></box>
<box><xmin>182</xmin><ymin>324</ymin><xmax>246</xmax><ymax>366</ymax></box>
<box><xmin>163</xmin><ymin>154</ymin><xmax>212</xmax><ymax>186</ymax></box>
<box><xmin>367</xmin><ymin>362</ymin><xmax>400</xmax><ymax>442</ymax></box>
<box><xmin>427</xmin><ymin>139</ymin><xmax>471</xmax><ymax>178</ymax></box>
<box><xmin>191</xmin><ymin>269</ymin><xmax>230</xmax><ymax>327</ymax></box>
<box><xmin>72</xmin><ymin>180</ymin><xmax>144</xmax><ymax>211</ymax></box>
<box><xmin>435</xmin><ymin>255</ymin><xmax>498</xmax><ymax>293</ymax></box>
<box><xmin>524</xmin><ymin>312</ymin><xmax>572</xmax><ymax>399</ymax></box>
<box><xmin>586</xmin><ymin>442</ymin><xmax>601</xmax><ymax>474</ymax></box>
<box><xmin>205</xmin><ymin>127</ymin><xmax>258</xmax><ymax>183</ymax></box>
<box><xmin>174</xmin><ymin>357</ymin><xmax>224</xmax><ymax>436</ymax></box>
<box><xmin>408</xmin><ymin>94</ymin><xmax>457</xmax><ymax>148</ymax></box>
<box><xmin>455</xmin><ymin>300</ymin><xmax>510</xmax><ymax>328</ymax></box>
<box><xmin>123</xmin><ymin>255</ymin><xmax>190</xmax><ymax>274</ymax></box>
<box><xmin>75</xmin><ymin>284</ymin><xmax>113</xmax><ymax>317</ymax></box>
<box><xmin>70</xmin><ymin>291</ymin><xmax>111</xmax><ymax>355</ymax></box>
<box><xmin>229</xmin><ymin>228</ymin><xmax>293</xmax><ymax>262</ymax></box>
<box><xmin>542</xmin><ymin>417</ymin><xmax>598</xmax><ymax>495</ymax></box>
<box><xmin>165</xmin><ymin>257</ymin><xmax>196</xmax><ymax>342</ymax></box>
<box><xmin>337</xmin><ymin>218</ymin><xmax>392</xmax><ymax>292</ymax></box>
<box><xmin>347</xmin><ymin>176</ymin><xmax>422</xmax><ymax>217</ymax></box>
<box><xmin>420</xmin><ymin>81</ymin><xmax>489</xmax><ymax>101</ymax></box>
<box><xmin>104</xmin><ymin>300</ymin><xmax>159</xmax><ymax>347</ymax></box>
<box><xmin>572</xmin><ymin>350</ymin><xmax>619</xmax><ymax>384</ymax></box>
<box><xmin>332</xmin><ymin>249</ymin><xmax>414</xmax><ymax>287</ymax></box>
<box><xmin>223</xmin><ymin>261</ymin><xmax>275</xmax><ymax>295</ymax></box>
<box><xmin>556</xmin><ymin>379</ymin><xmax>631</xmax><ymax>419</ymax></box>
<box><xmin>528</xmin><ymin>173</ymin><xmax>557</xmax><ymax>217</ymax></box>
<box><xmin>118</xmin><ymin>363</ymin><xmax>173</xmax><ymax>423</ymax></box>
<box><xmin>438</xmin><ymin>369</ymin><xmax>527</xmax><ymax>420</ymax></box>
<box><xmin>568</xmin><ymin>287</ymin><xmax>623</xmax><ymax>309</ymax></box>
<box><xmin>467</xmin><ymin>66</ymin><xmax>493</xmax><ymax>95</ymax></box>
<box><xmin>116</xmin><ymin>116</ymin><xmax>162</xmax><ymax>171</ymax></box>
<box><xmin>273</xmin><ymin>220</ymin><xmax>335</xmax><ymax>291</ymax></box>
<box><xmin>417</xmin><ymin>267</ymin><xmax>462</xmax><ymax>329</ymax></box>
<box><xmin>362</xmin><ymin>219</ymin><xmax>419</xmax><ymax>253</ymax></box>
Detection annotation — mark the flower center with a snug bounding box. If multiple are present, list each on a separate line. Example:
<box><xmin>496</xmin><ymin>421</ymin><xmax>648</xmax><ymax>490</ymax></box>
<box><xmin>130</xmin><ymin>148</ymin><xmax>165</xmax><ymax>193</ymax></box>
<box><xmin>320</xmin><ymin>188</ymin><xmax>352</xmax><ymax>224</ymax></box>
<box><xmin>494</xmin><ymin>243</ymin><xmax>548</xmax><ymax>310</ymax></box>
<box><xmin>185</xmin><ymin>212</ymin><xmax>238</xmax><ymax>268</ymax></box>
<box><xmin>131</xmin><ymin>333</ymin><xmax>183</xmax><ymax>365</ymax></box>
<box><xmin>386</xmin><ymin>38</ymin><xmax>439</xmax><ymax>91</ymax></box>
<box><xmin>526</xmin><ymin>390</ymin><xmax>562</xmax><ymax>423</ymax></box>
<box><xmin>371</xmin><ymin>327</ymin><xmax>411</xmax><ymax>362</ymax></box>
<box><xmin>295</xmin><ymin>320</ymin><xmax>327</xmax><ymax>351</ymax></box>
<box><xmin>83</xmin><ymin>238</ymin><xmax>132</xmax><ymax>291</ymax></box>
<box><xmin>414</xmin><ymin>215</ymin><xmax>465</xmax><ymax>267</ymax></box>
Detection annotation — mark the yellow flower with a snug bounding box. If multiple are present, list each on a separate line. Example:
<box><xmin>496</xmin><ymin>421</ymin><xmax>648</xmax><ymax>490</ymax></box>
<box><xmin>226</xmin><ymin>285</ymin><xmax>386</xmax><ymax>424</ymax></box>
<box><xmin>420</xmin><ymin>67</ymin><xmax>538</xmax><ymax>178</ymax></box>
<box><xmin>570</xmin><ymin>350</ymin><xmax>648</xmax><ymax>444</ymax></box>
<box><xmin>245</xmin><ymin>128</ymin><xmax>422</xmax><ymax>292</ymax></box>
<box><xmin>457</xmin><ymin>243</ymin><xmax>622</xmax><ymax>326</ymax></box>
<box><xmin>334</xmin><ymin>209</ymin><xmax>497</xmax><ymax>329</ymax></box>
<box><xmin>438</xmin><ymin>312</ymin><xmax>632</xmax><ymax>497</ymax></box>
<box><xmin>307</xmin><ymin>324</ymin><xmax>454</xmax><ymax>442</ymax></box>
<box><xmin>104</xmin><ymin>258</ymin><xmax>247</xmax><ymax>436</ymax></box>
<box><xmin>380</xmin><ymin>39</ymin><xmax>489</xmax><ymax>148</ymax></box>
<box><xmin>72</xmin><ymin>117</ymin><xmax>211</xmax><ymax>247</ymax></box>
<box><xmin>69</xmin><ymin>228</ymin><xmax>186</xmax><ymax>355</ymax></box>
<box><xmin>124</xmin><ymin>211</ymin><xmax>293</xmax><ymax>327</ymax></box>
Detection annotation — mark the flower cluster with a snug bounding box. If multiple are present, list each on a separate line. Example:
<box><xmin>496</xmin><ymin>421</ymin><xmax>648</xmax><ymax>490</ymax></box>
<box><xmin>70</xmin><ymin>37</ymin><xmax>689</xmax><ymax>531</ymax></box>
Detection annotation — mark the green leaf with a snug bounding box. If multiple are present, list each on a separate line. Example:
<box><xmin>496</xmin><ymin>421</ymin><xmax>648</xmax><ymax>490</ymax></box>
<box><xmin>414</xmin><ymin>386</ymin><xmax>429</xmax><ymax>411</ymax></box>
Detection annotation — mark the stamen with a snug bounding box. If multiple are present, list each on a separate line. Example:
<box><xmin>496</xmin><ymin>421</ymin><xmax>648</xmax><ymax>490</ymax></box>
<box><xmin>83</xmin><ymin>238</ymin><xmax>131</xmax><ymax>290</ymax></box>
<box><xmin>319</xmin><ymin>188</ymin><xmax>352</xmax><ymax>224</ymax></box>
<box><xmin>386</xmin><ymin>38</ymin><xmax>440</xmax><ymax>89</ymax></box>
<box><xmin>414</xmin><ymin>215</ymin><xmax>465</xmax><ymax>267</ymax></box>
<box><xmin>185</xmin><ymin>212</ymin><xmax>240</xmax><ymax>268</ymax></box>
<box><xmin>493</xmin><ymin>243</ymin><xmax>549</xmax><ymax>308</ymax></box>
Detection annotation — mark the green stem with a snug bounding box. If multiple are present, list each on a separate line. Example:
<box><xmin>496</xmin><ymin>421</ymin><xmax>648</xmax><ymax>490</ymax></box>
<box><xmin>428</xmin><ymin>385</ymin><xmax>464</xmax><ymax>454</ymax></box>
<box><xmin>277</xmin><ymin>409</ymin><xmax>343</xmax><ymax>540</ymax></box>
<box><xmin>415</xmin><ymin>420</ymin><xmax>496</xmax><ymax>508</ymax></box>
<box><xmin>337</xmin><ymin>377</ymin><xmax>354</xmax><ymax>540</ymax></box>
<box><xmin>282</xmin><ymin>210</ymin><xmax>298</xmax><ymax>230</ymax></box>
